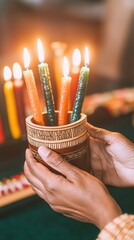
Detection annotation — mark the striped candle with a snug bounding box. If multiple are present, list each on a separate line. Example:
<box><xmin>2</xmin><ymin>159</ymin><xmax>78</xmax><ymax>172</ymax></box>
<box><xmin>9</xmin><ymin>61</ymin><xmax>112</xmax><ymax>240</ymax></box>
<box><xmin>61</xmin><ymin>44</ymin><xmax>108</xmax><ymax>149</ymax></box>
<box><xmin>23</xmin><ymin>48</ymin><xmax>44</xmax><ymax>126</ymax></box>
<box><xmin>37</xmin><ymin>39</ymin><xmax>56</xmax><ymax>126</ymax></box>
<box><xmin>71</xmin><ymin>47</ymin><xmax>90</xmax><ymax>123</ymax></box>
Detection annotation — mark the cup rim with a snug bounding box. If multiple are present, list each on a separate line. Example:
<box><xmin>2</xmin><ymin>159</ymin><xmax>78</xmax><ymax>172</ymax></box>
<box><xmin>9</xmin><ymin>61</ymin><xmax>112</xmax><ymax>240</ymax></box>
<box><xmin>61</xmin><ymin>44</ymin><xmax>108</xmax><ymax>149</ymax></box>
<box><xmin>26</xmin><ymin>110</ymin><xmax>87</xmax><ymax>130</ymax></box>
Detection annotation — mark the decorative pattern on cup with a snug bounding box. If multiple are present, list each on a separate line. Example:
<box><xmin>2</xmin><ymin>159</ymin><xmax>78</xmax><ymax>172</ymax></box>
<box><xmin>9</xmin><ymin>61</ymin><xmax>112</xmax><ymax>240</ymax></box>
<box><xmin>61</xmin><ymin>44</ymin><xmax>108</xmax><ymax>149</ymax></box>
<box><xmin>26</xmin><ymin>111</ymin><xmax>87</xmax><ymax>150</ymax></box>
<box><xmin>29</xmin><ymin>140</ymin><xmax>89</xmax><ymax>162</ymax></box>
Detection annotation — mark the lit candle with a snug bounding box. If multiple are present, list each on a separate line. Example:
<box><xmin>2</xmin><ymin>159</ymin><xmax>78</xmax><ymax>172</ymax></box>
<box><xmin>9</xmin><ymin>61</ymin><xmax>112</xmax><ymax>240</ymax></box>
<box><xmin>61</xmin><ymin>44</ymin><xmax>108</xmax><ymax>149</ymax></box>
<box><xmin>23</xmin><ymin>48</ymin><xmax>44</xmax><ymax>126</ymax></box>
<box><xmin>0</xmin><ymin>115</ymin><xmax>5</xmax><ymax>144</ymax></box>
<box><xmin>71</xmin><ymin>47</ymin><xmax>90</xmax><ymax>123</ymax></box>
<box><xmin>13</xmin><ymin>63</ymin><xmax>26</xmax><ymax>135</ymax></box>
<box><xmin>70</xmin><ymin>48</ymin><xmax>81</xmax><ymax>109</ymax></box>
<box><xmin>37</xmin><ymin>38</ymin><xmax>56</xmax><ymax>126</ymax></box>
<box><xmin>58</xmin><ymin>57</ymin><xmax>71</xmax><ymax>126</ymax></box>
<box><xmin>51</xmin><ymin>41</ymin><xmax>67</xmax><ymax>109</ymax></box>
<box><xmin>3</xmin><ymin>66</ymin><xmax>21</xmax><ymax>139</ymax></box>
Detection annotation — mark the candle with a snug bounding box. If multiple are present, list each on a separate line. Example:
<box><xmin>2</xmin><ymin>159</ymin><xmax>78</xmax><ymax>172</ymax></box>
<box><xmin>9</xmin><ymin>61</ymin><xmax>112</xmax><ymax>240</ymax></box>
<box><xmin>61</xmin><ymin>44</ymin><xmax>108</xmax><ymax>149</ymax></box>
<box><xmin>51</xmin><ymin>41</ymin><xmax>67</xmax><ymax>109</ymax></box>
<box><xmin>13</xmin><ymin>63</ymin><xmax>26</xmax><ymax>135</ymax></box>
<box><xmin>70</xmin><ymin>48</ymin><xmax>81</xmax><ymax>109</ymax></box>
<box><xmin>37</xmin><ymin>38</ymin><xmax>56</xmax><ymax>126</ymax></box>
<box><xmin>71</xmin><ymin>47</ymin><xmax>90</xmax><ymax>123</ymax></box>
<box><xmin>0</xmin><ymin>115</ymin><xmax>5</xmax><ymax>143</ymax></box>
<box><xmin>23</xmin><ymin>48</ymin><xmax>44</xmax><ymax>126</ymax></box>
<box><xmin>0</xmin><ymin>78</ymin><xmax>12</xmax><ymax>140</ymax></box>
<box><xmin>58</xmin><ymin>57</ymin><xmax>71</xmax><ymax>126</ymax></box>
<box><xmin>3</xmin><ymin>66</ymin><xmax>21</xmax><ymax>139</ymax></box>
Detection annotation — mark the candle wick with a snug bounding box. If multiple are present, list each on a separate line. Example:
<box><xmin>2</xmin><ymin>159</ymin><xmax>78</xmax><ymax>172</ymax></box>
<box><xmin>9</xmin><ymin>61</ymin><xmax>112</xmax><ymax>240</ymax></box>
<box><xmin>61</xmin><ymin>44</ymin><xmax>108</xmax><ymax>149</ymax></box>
<box><xmin>85</xmin><ymin>63</ymin><xmax>88</xmax><ymax>67</ymax></box>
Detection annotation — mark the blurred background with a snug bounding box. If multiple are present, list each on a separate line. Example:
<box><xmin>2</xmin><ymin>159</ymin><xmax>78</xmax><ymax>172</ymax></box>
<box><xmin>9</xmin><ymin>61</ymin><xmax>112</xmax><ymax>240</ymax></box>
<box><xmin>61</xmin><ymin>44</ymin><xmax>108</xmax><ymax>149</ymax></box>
<box><xmin>0</xmin><ymin>0</ymin><xmax>133</xmax><ymax>94</ymax></box>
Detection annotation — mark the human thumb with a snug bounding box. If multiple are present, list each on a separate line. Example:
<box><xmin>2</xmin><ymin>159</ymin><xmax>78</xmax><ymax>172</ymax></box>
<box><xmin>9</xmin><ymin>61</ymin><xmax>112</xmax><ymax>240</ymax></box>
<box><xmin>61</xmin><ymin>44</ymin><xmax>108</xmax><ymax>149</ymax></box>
<box><xmin>87</xmin><ymin>123</ymin><xmax>113</xmax><ymax>143</ymax></box>
<box><xmin>38</xmin><ymin>146</ymin><xmax>77</xmax><ymax>178</ymax></box>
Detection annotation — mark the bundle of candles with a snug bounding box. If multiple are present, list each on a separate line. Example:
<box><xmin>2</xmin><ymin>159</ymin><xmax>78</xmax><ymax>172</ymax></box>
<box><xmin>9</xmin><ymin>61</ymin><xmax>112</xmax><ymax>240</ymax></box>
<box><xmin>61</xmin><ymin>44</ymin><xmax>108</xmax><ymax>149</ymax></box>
<box><xmin>0</xmin><ymin>63</ymin><xmax>26</xmax><ymax>144</ymax></box>
<box><xmin>23</xmin><ymin>39</ymin><xmax>90</xmax><ymax>127</ymax></box>
<box><xmin>0</xmin><ymin>39</ymin><xmax>90</xmax><ymax>144</ymax></box>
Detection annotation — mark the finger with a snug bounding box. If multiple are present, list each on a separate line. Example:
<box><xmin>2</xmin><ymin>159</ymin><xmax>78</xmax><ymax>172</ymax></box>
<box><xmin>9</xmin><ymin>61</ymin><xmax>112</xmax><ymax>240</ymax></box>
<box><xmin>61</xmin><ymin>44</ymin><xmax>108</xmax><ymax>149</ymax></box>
<box><xmin>32</xmin><ymin>185</ymin><xmax>47</xmax><ymax>202</ymax></box>
<box><xmin>38</xmin><ymin>146</ymin><xmax>78</xmax><ymax>180</ymax></box>
<box><xmin>24</xmin><ymin>160</ymin><xmax>45</xmax><ymax>193</ymax></box>
<box><xmin>87</xmin><ymin>123</ymin><xmax>114</xmax><ymax>144</ymax></box>
<box><xmin>25</xmin><ymin>148</ymin><xmax>67</xmax><ymax>188</ymax></box>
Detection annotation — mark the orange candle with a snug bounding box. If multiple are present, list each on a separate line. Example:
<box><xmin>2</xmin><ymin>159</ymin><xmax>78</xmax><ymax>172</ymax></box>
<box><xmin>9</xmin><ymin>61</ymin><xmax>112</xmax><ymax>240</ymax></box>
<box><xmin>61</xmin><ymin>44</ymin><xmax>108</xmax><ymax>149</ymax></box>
<box><xmin>13</xmin><ymin>63</ymin><xmax>26</xmax><ymax>135</ymax></box>
<box><xmin>70</xmin><ymin>49</ymin><xmax>81</xmax><ymax>109</ymax></box>
<box><xmin>58</xmin><ymin>57</ymin><xmax>71</xmax><ymax>126</ymax></box>
<box><xmin>0</xmin><ymin>115</ymin><xmax>5</xmax><ymax>143</ymax></box>
<box><xmin>23</xmin><ymin>48</ymin><xmax>44</xmax><ymax>126</ymax></box>
<box><xmin>3</xmin><ymin>66</ymin><xmax>21</xmax><ymax>139</ymax></box>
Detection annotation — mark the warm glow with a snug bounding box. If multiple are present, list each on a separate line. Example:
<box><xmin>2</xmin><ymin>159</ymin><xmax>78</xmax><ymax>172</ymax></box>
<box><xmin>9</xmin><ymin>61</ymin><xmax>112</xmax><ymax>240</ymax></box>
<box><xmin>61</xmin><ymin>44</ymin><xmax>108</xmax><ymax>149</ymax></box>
<box><xmin>72</xmin><ymin>48</ymin><xmax>81</xmax><ymax>67</ymax></box>
<box><xmin>84</xmin><ymin>47</ymin><xmax>90</xmax><ymax>66</ymax></box>
<box><xmin>37</xmin><ymin>38</ymin><xmax>45</xmax><ymax>63</ymax></box>
<box><xmin>23</xmin><ymin>48</ymin><xmax>30</xmax><ymax>69</ymax></box>
<box><xmin>63</xmin><ymin>57</ymin><xmax>69</xmax><ymax>77</ymax></box>
<box><xmin>3</xmin><ymin>66</ymin><xmax>12</xmax><ymax>81</ymax></box>
<box><xmin>13</xmin><ymin>63</ymin><xmax>22</xmax><ymax>80</ymax></box>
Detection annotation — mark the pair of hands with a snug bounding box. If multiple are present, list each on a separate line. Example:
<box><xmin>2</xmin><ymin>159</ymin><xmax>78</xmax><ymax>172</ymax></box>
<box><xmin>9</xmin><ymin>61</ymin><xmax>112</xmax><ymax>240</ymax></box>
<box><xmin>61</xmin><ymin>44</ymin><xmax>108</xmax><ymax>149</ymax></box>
<box><xmin>24</xmin><ymin>123</ymin><xmax>134</xmax><ymax>229</ymax></box>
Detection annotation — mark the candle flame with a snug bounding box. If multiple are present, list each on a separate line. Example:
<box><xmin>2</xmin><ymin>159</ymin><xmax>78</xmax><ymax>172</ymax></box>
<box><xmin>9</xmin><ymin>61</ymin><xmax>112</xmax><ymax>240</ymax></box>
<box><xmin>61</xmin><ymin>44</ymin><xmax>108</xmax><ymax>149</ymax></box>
<box><xmin>23</xmin><ymin>48</ymin><xmax>30</xmax><ymax>69</ymax></box>
<box><xmin>72</xmin><ymin>48</ymin><xmax>81</xmax><ymax>67</ymax></box>
<box><xmin>84</xmin><ymin>47</ymin><xmax>90</xmax><ymax>66</ymax></box>
<box><xmin>37</xmin><ymin>38</ymin><xmax>45</xmax><ymax>63</ymax></box>
<box><xmin>63</xmin><ymin>57</ymin><xmax>69</xmax><ymax>77</ymax></box>
<box><xmin>3</xmin><ymin>66</ymin><xmax>12</xmax><ymax>81</ymax></box>
<box><xmin>13</xmin><ymin>63</ymin><xmax>22</xmax><ymax>80</ymax></box>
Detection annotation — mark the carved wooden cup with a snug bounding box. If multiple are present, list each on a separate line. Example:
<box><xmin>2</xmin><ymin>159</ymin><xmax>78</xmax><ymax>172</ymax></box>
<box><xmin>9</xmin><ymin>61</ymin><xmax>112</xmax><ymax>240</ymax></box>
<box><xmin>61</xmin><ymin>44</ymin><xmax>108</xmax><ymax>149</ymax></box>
<box><xmin>26</xmin><ymin>111</ymin><xmax>90</xmax><ymax>172</ymax></box>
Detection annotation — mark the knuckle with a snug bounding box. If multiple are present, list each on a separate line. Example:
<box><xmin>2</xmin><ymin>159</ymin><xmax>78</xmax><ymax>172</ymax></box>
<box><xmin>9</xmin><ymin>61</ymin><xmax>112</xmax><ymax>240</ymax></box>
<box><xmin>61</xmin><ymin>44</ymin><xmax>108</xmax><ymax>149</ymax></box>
<box><xmin>45</xmin><ymin>182</ymin><xmax>54</xmax><ymax>192</ymax></box>
<box><xmin>47</xmin><ymin>154</ymin><xmax>64</xmax><ymax>167</ymax></box>
<box><xmin>50</xmin><ymin>204</ymin><xmax>62</xmax><ymax>214</ymax></box>
<box><xmin>71</xmin><ymin>170</ymin><xmax>79</xmax><ymax>179</ymax></box>
<box><xmin>24</xmin><ymin>162</ymin><xmax>29</xmax><ymax>177</ymax></box>
<box><xmin>30</xmin><ymin>161</ymin><xmax>39</xmax><ymax>173</ymax></box>
<box><xmin>112</xmin><ymin>131</ymin><xmax>122</xmax><ymax>138</ymax></box>
<box><xmin>44</xmin><ymin>176</ymin><xmax>60</xmax><ymax>192</ymax></box>
<box><xmin>43</xmin><ymin>180</ymin><xmax>55</xmax><ymax>193</ymax></box>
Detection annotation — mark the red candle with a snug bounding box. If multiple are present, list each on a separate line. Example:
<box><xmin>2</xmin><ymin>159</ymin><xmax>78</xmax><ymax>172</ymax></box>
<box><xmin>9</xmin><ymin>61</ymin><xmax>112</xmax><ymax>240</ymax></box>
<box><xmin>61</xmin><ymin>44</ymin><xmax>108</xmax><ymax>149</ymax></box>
<box><xmin>23</xmin><ymin>48</ymin><xmax>44</xmax><ymax>126</ymax></box>
<box><xmin>70</xmin><ymin>48</ymin><xmax>81</xmax><ymax>109</ymax></box>
<box><xmin>58</xmin><ymin>57</ymin><xmax>71</xmax><ymax>126</ymax></box>
<box><xmin>13</xmin><ymin>63</ymin><xmax>26</xmax><ymax>135</ymax></box>
<box><xmin>0</xmin><ymin>115</ymin><xmax>5</xmax><ymax>143</ymax></box>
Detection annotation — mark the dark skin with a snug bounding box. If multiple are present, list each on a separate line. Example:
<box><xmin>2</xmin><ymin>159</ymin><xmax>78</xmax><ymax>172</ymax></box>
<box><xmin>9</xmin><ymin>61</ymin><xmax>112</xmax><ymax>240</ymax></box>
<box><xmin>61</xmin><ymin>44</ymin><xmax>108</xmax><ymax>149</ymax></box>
<box><xmin>24</xmin><ymin>124</ymin><xmax>134</xmax><ymax>229</ymax></box>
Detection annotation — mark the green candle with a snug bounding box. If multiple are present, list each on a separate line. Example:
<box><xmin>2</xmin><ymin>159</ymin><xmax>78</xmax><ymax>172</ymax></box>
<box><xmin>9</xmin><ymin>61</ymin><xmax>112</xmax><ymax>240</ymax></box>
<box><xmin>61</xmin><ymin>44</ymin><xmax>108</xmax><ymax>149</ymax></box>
<box><xmin>37</xmin><ymin>39</ymin><xmax>56</xmax><ymax>126</ymax></box>
<box><xmin>71</xmin><ymin>47</ymin><xmax>90</xmax><ymax>123</ymax></box>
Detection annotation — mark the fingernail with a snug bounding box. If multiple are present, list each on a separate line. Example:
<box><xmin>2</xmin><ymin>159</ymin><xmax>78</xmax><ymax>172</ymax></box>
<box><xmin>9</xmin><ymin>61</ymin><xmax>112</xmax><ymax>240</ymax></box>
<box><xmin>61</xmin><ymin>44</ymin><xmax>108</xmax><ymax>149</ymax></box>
<box><xmin>38</xmin><ymin>146</ymin><xmax>51</xmax><ymax>159</ymax></box>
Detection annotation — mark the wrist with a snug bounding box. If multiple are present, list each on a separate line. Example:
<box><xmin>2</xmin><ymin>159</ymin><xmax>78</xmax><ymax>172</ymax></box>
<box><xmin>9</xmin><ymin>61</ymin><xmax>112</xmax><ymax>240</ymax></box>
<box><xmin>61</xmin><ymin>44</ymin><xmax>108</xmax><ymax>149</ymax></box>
<box><xmin>96</xmin><ymin>195</ymin><xmax>122</xmax><ymax>230</ymax></box>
